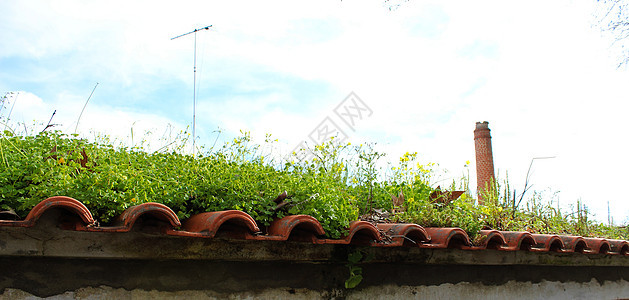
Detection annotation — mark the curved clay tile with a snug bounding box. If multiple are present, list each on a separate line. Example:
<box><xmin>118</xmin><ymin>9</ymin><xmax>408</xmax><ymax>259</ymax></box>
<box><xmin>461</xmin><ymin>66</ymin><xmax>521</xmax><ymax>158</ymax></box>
<box><xmin>478</xmin><ymin>230</ymin><xmax>506</xmax><ymax>250</ymax></box>
<box><xmin>180</xmin><ymin>210</ymin><xmax>259</xmax><ymax>239</ymax></box>
<box><xmin>0</xmin><ymin>196</ymin><xmax>96</xmax><ymax>229</ymax></box>
<box><xmin>319</xmin><ymin>221</ymin><xmax>381</xmax><ymax>245</ymax></box>
<box><xmin>559</xmin><ymin>236</ymin><xmax>587</xmax><ymax>253</ymax></box>
<box><xmin>97</xmin><ymin>202</ymin><xmax>181</xmax><ymax>232</ymax></box>
<box><xmin>266</xmin><ymin>215</ymin><xmax>325</xmax><ymax>242</ymax></box>
<box><xmin>500</xmin><ymin>231</ymin><xmax>536</xmax><ymax>251</ymax></box>
<box><xmin>583</xmin><ymin>237</ymin><xmax>612</xmax><ymax>254</ymax></box>
<box><xmin>531</xmin><ymin>234</ymin><xmax>564</xmax><ymax>252</ymax></box>
<box><xmin>608</xmin><ymin>239</ymin><xmax>629</xmax><ymax>255</ymax></box>
<box><xmin>345</xmin><ymin>221</ymin><xmax>381</xmax><ymax>245</ymax></box>
<box><xmin>421</xmin><ymin>228</ymin><xmax>471</xmax><ymax>249</ymax></box>
<box><xmin>376</xmin><ymin>223</ymin><xmax>430</xmax><ymax>247</ymax></box>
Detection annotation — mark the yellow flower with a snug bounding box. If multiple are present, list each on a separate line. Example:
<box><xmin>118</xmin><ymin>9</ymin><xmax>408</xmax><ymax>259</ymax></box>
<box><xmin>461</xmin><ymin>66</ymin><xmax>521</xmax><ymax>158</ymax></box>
<box><xmin>57</xmin><ymin>157</ymin><xmax>65</xmax><ymax>164</ymax></box>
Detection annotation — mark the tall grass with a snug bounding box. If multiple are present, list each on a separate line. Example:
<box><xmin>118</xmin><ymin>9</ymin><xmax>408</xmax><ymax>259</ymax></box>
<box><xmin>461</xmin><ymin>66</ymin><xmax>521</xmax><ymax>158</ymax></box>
<box><xmin>1</xmin><ymin>93</ymin><xmax>626</xmax><ymax>240</ymax></box>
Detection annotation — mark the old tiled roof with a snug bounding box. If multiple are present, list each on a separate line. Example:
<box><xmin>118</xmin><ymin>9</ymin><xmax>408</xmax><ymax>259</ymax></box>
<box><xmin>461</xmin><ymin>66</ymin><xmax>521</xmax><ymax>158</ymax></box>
<box><xmin>1</xmin><ymin>196</ymin><xmax>627</xmax><ymax>255</ymax></box>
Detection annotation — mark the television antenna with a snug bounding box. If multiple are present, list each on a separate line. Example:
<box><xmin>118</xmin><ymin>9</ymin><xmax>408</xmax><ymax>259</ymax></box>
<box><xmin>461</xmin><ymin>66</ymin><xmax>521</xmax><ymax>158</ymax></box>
<box><xmin>171</xmin><ymin>25</ymin><xmax>212</xmax><ymax>155</ymax></box>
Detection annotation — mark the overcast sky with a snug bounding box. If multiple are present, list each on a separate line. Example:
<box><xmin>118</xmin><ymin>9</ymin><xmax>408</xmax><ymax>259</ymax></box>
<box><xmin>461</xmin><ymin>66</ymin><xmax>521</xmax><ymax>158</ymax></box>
<box><xmin>2</xmin><ymin>0</ymin><xmax>628</xmax><ymax>223</ymax></box>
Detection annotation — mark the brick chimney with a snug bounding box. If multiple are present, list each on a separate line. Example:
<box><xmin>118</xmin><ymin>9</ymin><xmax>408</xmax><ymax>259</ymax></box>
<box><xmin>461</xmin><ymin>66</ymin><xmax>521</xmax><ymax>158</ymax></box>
<box><xmin>474</xmin><ymin>121</ymin><xmax>495</xmax><ymax>203</ymax></box>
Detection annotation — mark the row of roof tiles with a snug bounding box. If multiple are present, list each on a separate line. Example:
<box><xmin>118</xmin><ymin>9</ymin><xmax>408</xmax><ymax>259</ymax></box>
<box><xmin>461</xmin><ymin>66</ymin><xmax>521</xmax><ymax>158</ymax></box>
<box><xmin>1</xmin><ymin>196</ymin><xmax>627</xmax><ymax>255</ymax></box>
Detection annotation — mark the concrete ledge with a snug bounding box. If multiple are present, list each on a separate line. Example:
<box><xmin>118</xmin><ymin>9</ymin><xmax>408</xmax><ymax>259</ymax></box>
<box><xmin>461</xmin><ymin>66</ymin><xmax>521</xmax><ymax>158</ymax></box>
<box><xmin>1</xmin><ymin>224</ymin><xmax>629</xmax><ymax>267</ymax></box>
<box><xmin>3</xmin><ymin>217</ymin><xmax>629</xmax><ymax>299</ymax></box>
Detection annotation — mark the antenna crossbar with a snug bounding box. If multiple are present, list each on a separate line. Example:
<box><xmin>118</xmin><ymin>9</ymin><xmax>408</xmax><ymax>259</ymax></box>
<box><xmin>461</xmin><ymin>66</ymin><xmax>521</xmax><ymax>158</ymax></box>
<box><xmin>170</xmin><ymin>25</ymin><xmax>212</xmax><ymax>40</ymax></box>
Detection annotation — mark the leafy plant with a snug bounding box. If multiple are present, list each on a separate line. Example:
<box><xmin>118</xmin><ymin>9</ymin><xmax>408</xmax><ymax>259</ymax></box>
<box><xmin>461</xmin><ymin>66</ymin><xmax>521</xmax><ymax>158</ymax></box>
<box><xmin>0</xmin><ymin>103</ymin><xmax>627</xmax><ymax>241</ymax></box>
<box><xmin>344</xmin><ymin>249</ymin><xmax>374</xmax><ymax>289</ymax></box>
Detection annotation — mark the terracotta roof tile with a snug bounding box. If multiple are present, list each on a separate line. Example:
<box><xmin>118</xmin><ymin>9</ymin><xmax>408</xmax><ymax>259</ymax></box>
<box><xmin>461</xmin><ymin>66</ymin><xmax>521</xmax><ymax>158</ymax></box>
<box><xmin>376</xmin><ymin>223</ymin><xmax>429</xmax><ymax>247</ymax></box>
<box><xmin>2</xmin><ymin>196</ymin><xmax>629</xmax><ymax>257</ymax></box>
<box><xmin>264</xmin><ymin>215</ymin><xmax>325</xmax><ymax>242</ymax></box>
<box><xmin>583</xmin><ymin>237</ymin><xmax>612</xmax><ymax>254</ymax></box>
<box><xmin>88</xmin><ymin>202</ymin><xmax>181</xmax><ymax>233</ymax></box>
<box><xmin>478</xmin><ymin>230</ymin><xmax>506</xmax><ymax>250</ymax></box>
<box><xmin>181</xmin><ymin>210</ymin><xmax>260</xmax><ymax>239</ymax></box>
<box><xmin>609</xmin><ymin>239</ymin><xmax>629</xmax><ymax>255</ymax></box>
<box><xmin>530</xmin><ymin>234</ymin><xmax>564</xmax><ymax>252</ymax></box>
<box><xmin>499</xmin><ymin>231</ymin><xmax>536</xmax><ymax>251</ymax></box>
<box><xmin>559</xmin><ymin>236</ymin><xmax>587</xmax><ymax>253</ymax></box>
<box><xmin>422</xmin><ymin>227</ymin><xmax>471</xmax><ymax>249</ymax></box>
<box><xmin>0</xmin><ymin>196</ymin><xmax>95</xmax><ymax>229</ymax></box>
<box><xmin>317</xmin><ymin>220</ymin><xmax>381</xmax><ymax>246</ymax></box>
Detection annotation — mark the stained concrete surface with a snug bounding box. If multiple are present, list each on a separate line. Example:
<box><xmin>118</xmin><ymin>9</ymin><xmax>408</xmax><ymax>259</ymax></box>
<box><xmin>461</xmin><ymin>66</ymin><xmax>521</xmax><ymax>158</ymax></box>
<box><xmin>3</xmin><ymin>211</ymin><xmax>629</xmax><ymax>299</ymax></box>
<box><xmin>3</xmin><ymin>280</ymin><xmax>629</xmax><ymax>300</ymax></box>
<box><xmin>2</xmin><ymin>257</ymin><xmax>629</xmax><ymax>298</ymax></box>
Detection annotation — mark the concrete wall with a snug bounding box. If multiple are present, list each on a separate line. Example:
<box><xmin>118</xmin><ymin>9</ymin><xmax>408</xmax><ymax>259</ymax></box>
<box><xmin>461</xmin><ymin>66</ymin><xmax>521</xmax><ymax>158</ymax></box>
<box><xmin>2</xmin><ymin>257</ymin><xmax>629</xmax><ymax>299</ymax></box>
<box><xmin>3</xmin><ymin>211</ymin><xmax>629</xmax><ymax>299</ymax></box>
<box><xmin>3</xmin><ymin>280</ymin><xmax>629</xmax><ymax>299</ymax></box>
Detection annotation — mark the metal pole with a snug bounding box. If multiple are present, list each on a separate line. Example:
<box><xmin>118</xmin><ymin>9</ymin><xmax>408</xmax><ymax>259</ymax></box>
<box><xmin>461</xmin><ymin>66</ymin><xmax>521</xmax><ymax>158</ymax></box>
<box><xmin>193</xmin><ymin>30</ymin><xmax>197</xmax><ymax>154</ymax></box>
<box><xmin>171</xmin><ymin>25</ymin><xmax>212</xmax><ymax>155</ymax></box>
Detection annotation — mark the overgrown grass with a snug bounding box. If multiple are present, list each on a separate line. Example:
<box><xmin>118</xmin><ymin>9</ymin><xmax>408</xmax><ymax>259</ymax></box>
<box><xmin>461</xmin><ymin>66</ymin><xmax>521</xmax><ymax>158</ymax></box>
<box><xmin>0</xmin><ymin>129</ymin><xmax>430</xmax><ymax>238</ymax></box>
<box><xmin>0</xmin><ymin>119</ymin><xmax>627</xmax><ymax>240</ymax></box>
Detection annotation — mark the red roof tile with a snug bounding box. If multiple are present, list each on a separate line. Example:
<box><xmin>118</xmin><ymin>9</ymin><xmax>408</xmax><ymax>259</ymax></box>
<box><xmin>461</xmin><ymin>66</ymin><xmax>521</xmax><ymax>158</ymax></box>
<box><xmin>181</xmin><ymin>210</ymin><xmax>260</xmax><ymax>239</ymax></box>
<box><xmin>88</xmin><ymin>202</ymin><xmax>181</xmax><ymax>233</ymax></box>
<box><xmin>0</xmin><ymin>196</ymin><xmax>95</xmax><ymax>229</ymax></box>
<box><xmin>583</xmin><ymin>237</ymin><xmax>612</xmax><ymax>254</ymax></box>
<box><xmin>422</xmin><ymin>227</ymin><xmax>471</xmax><ymax>249</ymax></box>
<box><xmin>500</xmin><ymin>231</ymin><xmax>536</xmax><ymax>251</ymax></box>
<box><xmin>265</xmin><ymin>215</ymin><xmax>325</xmax><ymax>242</ymax></box>
<box><xmin>478</xmin><ymin>230</ymin><xmax>506</xmax><ymax>250</ymax></box>
<box><xmin>530</xmin><ymin>234</ymin><xmax>564</xmax><ymax>252</ymax></box>
<box><xmin>318</xmin><ymin>221</ymin><xmax>381</xmax><ymax>246</ymax></box>
<box><xmin>376</xmin><ymin>223</ymin><xmax>429</xmax><ymax>247</ymax></box>
<box><xmin>1</xmin><ymin>196</ymin><xmax>629</xmax><ymax>256</ymax></box>
<box><xmin>559</xmin><ymin>236</ymin><xmax>587</xmax><ymax>253</ymax></box>
<box><xmin>609</xmin><ymin>239</ymin><xmax>629</xmax><ymax>255</ymax></box>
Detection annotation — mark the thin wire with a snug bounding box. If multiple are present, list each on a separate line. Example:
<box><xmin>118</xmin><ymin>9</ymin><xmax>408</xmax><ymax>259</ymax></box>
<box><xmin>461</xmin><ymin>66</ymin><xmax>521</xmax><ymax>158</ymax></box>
<box><xmin>7</xmin><ymin>92</ymin><xmax>19</xmax><ymax>122</ymax></box>
<box><xmin>0</xmin><ymin>92</ymin><xmax>8</xmax><ymax>115</ymax></box>
<box><xmin>515</xmin><ymin>156</ymin><xmax>556</xmax><ymax>209</ymax></box>
<box><xmin>75</xmin><ymin>83</ymin><xmax>99</xmax><ymax>134</ymax></box>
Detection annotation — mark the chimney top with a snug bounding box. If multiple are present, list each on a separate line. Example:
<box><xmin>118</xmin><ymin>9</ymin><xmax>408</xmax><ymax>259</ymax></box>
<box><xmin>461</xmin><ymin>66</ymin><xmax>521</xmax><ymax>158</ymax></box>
<box><xmin>475</xmin><ymin>121</ymin><xmax>490</xmax><ymax>130</ymax></box>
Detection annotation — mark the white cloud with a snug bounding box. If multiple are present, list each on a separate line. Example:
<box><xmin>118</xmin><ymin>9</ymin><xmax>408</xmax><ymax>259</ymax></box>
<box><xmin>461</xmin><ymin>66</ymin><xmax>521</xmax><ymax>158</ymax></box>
<box><xmin>3</xmin><ymin>91</ymin><xmax>187</xmax><ymax>151</ymax></box>
<box><xmin>2</xmin><ymin>0</ymin><xmax>629</xmax><ymax>223</ymax></box>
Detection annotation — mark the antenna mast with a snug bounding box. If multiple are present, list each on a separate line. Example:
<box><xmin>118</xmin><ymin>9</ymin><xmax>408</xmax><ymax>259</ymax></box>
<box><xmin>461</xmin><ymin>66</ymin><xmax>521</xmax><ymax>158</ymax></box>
<box><xmin>171</xmin><ymin>25</ymin><xmax>212</xmax><ymax>155</ymax></box>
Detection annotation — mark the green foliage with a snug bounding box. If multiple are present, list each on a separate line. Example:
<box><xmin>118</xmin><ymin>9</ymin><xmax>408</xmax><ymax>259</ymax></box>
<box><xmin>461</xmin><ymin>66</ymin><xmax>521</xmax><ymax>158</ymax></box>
<box><xmin>458</xmin><ymin>176</ymin><xmax>629</xmax><ymax>241</ymax></box>
<box><xmin>344</xmin><ymin>249</ymin><xmax>374</xmax><ymax>289</ymax></box>
<box><xmin>397</xmin><ymin>195</ymin><xmax>483</xmax><ymax>240</ymax></box>
<box><xmin>0</xmin><ymin>102</ymin><xmax>626</xmax><ymax>241</ymax></box>
<box><xmin>0</xmin><ymin>128</ymin><xmax>432</xmax><ymax>238</ymax></box>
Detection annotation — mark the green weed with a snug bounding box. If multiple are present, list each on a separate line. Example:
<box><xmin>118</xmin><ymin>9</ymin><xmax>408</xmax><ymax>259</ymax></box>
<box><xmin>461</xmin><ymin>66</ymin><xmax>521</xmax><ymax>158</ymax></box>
<box><xmin>0</xmin><ymin>96</ymin><xmax>626</xmax><ymax>240</ymax></box>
